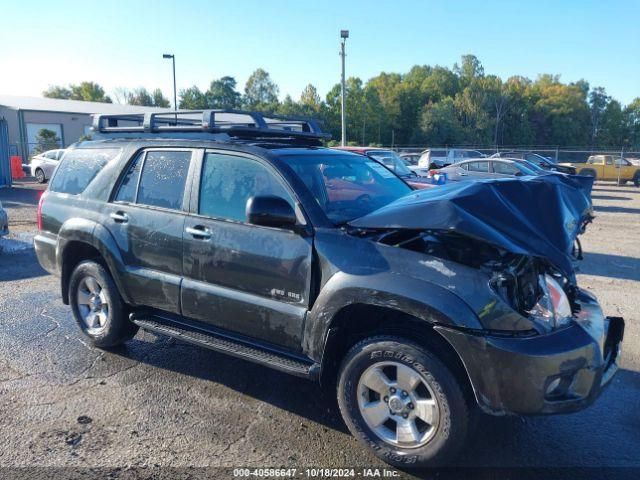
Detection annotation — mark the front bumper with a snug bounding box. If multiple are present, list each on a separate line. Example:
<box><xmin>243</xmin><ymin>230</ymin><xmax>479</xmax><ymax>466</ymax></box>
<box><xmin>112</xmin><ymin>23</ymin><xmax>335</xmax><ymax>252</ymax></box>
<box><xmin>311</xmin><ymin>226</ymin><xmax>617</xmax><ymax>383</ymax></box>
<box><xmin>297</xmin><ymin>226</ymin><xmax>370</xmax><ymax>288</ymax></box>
<box><xmin>436</xmin><ymin>289</ymin><xmax>624</xmax><ymax>416</ymax></box>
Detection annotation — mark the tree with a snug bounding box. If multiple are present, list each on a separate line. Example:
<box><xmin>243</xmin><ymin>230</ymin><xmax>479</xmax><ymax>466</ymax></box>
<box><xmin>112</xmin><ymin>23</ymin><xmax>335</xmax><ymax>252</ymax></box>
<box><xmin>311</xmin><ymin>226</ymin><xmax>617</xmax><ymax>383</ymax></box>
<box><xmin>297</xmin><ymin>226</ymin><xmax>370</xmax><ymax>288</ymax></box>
<box><xmin>43</xmin><ymin>85</ymin><xmax>71</xmax><ymax>99</ymax></box>
<box><xmin>455</xmin><ymin>55</ymin><xmax>485</xmax><ymax>86</ymax></box>
<box><xmin>588</xmin><ymin>87</ymin><xmax>610</xmax><ymax>144</ymax></box>
<box><xmin>69</xmin><ymin>82</ymin><xmax>112</xmax><ymax>103</ymax></box>
<box><xmin>244</xmin><ymin>68</ymin><xmax>279</xmax><ymax>110</ymax></box>
<box><xmin>624</xmin><ymin>98</ymin><xmax>640</xmax><ymax>150</ymax></box>
<box><xmin>125</xmin><ymin>87</ymin><xmax>154</xmax><ymax>106</ymax></box>
<box><xmin>419</xmin><ymin>98</ymin><xmax>463</xmax><ymax>146</ymax></box>
<box><xmin>179</xmin><ymin>86</ymin><xmax>208</xmax><ymax>109</ymax></box>
<box><xmin>206</xmin><ymin>76</ymin><xmax>242</xmax><ymax>109</ymax></box>
<box><xmin>32</xmin><ymin>128</ymin><xmax>60</xmax><ymax>155</ymax></box>
<box><xmin>151</xmin><ymin>89</ymin><xmax>171</xmax><ymax>108</ymax></box>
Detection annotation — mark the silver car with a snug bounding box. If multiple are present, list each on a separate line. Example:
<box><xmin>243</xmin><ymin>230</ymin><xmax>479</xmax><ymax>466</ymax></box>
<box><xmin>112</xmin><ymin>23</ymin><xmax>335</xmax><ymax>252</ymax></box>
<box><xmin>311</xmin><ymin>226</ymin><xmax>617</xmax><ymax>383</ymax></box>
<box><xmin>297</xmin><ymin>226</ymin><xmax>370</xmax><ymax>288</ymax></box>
<box><xmin>0</xmin><ymin>201</ymin><xmax>8</xmax><ymax>237</ymax></box>
<box><xmin>435</xmin><ymin>158</ymin><xmax>538</xmax><ymax>182</ymax></box>
<box><xmin>30</xmin><ymin>149</ymin><xmax>65</xmax><ymax>183</ymax></box>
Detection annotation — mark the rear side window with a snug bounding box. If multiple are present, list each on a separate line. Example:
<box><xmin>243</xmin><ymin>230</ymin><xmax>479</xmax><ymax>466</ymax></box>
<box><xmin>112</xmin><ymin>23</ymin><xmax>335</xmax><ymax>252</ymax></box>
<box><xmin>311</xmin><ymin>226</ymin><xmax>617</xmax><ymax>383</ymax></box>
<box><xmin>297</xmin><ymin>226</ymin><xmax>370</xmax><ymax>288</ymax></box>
<box><xmin>467</xmin><ymin>161</ymin><xmax>489</xmax><ymax>172</ymax></box>
<box><xmin>492</xmin><ymin>162</ymin><xmax>519</xmax><ymax>175</ymax></box>
<box><xmin>117</xmin><ymin>150</ymin><xmax>192</xmax><ymax>210</ymax></box>
<box><xmin>50</xmin><ymin>148</ymin><xmax>121</xmax><ymax>195</ymax></box>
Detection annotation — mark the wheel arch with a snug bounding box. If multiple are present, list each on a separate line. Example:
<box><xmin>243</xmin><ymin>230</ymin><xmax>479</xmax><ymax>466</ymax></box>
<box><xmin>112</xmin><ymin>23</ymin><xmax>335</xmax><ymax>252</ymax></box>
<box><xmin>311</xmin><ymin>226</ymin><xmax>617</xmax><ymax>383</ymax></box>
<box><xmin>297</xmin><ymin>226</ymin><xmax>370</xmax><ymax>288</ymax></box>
<box><xmin>57</xmin><ymin>219</ymin><xmax>130</xmax><ymax>305</ymax></box>
<box><xmin>317</xmin><ymin>303</ymin><xmax>475</xmax><ymax>404</ymax></box>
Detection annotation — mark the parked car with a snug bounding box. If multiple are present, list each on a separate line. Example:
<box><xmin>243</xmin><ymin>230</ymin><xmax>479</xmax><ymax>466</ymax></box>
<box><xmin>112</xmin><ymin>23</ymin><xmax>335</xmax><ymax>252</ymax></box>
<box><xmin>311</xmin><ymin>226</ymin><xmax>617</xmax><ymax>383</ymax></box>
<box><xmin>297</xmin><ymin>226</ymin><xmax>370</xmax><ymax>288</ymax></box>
<box><xmin>559</xmin><ymin>155</ymin><xmax>640</xmax><ymax>185</ymax></box>
<box><xmin>34</xmin><ymin>110</ymin><xmax>623</xmax><ymax>468</ymax></box>
<box><xmin>417</xmin><ymin>148</ymin><xmax>485</xmax><ymax>169</ymax></box>
<box><xmin>491</xmin><ymin>151</ymin><xmax>575</xmax><ymax>174</ymax></box>
<box><xmin>333</xmin><ymin>146</ymin><xmax>434</xmax><ymax>189</ymax></box>
<box><xmin>434</xmin><ymin>158</ymin><xmax>539</xmax><ymax>182</ymax></box>
<box><xmin>399</xmin><ymin>152</ymin><xmax>421</xmax><ymax>166</ymax></box>
<box><xmin>0</xmin><ymin>201</ymin><xmax>8</xmax><ymax>237</ymax></box>
<box><xmin>30</xmin><ymin>149</ymin><xmax>65</xmax><ymax>183</ymax></box>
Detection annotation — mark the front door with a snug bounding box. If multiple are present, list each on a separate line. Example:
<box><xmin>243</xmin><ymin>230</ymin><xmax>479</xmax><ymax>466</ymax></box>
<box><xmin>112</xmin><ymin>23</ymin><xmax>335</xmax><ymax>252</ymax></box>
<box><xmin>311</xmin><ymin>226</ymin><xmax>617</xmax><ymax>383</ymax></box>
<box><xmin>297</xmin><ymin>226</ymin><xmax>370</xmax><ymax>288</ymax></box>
<box><xmin>181</xmin><ymin>151</ymin><xmax>313</xmax><ymax>351</ymax></box>
<box><xmin>106</xmin><ymin>148</ymin><xmax>195</xmax><ymax>313</ymax></box>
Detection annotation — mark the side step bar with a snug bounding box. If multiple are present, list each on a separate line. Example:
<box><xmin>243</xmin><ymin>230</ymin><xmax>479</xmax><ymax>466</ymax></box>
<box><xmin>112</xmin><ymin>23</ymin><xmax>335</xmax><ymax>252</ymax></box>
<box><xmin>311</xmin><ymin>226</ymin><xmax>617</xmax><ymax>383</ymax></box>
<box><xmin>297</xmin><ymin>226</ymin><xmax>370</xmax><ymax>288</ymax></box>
<box><xmin>131</xmin><ymin>314</ymin><xmax>319</xmax><ymax>379</ymax></box>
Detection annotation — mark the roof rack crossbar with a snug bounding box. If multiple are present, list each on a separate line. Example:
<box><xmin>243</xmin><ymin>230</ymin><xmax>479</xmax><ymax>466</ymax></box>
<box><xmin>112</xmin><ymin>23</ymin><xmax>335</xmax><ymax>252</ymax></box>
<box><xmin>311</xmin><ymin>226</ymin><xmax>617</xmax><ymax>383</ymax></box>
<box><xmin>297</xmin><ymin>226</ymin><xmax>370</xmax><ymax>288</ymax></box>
<box><xmin>91</xmin><ymin>109</ymin><xmax>330</xmax><ymax>142</ymax></box>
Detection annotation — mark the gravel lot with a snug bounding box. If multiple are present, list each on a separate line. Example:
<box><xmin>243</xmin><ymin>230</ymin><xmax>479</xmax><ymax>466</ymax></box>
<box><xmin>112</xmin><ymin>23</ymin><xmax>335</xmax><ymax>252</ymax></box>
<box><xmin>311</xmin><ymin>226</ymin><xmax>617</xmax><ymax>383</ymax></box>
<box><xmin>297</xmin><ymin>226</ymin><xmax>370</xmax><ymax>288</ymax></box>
<box><xmin>1</xmin><ymin>179</ymin><xmax>639</xmax><ymax>479</ymax></box>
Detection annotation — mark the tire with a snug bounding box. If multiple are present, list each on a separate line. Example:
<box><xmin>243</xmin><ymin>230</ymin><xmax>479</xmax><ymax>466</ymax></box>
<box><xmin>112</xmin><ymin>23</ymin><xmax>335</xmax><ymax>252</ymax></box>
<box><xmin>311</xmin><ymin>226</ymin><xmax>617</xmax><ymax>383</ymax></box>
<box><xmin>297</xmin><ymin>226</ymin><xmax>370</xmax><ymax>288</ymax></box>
<box><xmin>581</xmin><ymin>169</ymin><xmax>596</xmax><ymax>178</ymax></box>
<box><xmin>634</xmin><ymin>172</ymin><xmax>640</xmax><ymax>187</ymax></box>
<box><xmin>337</xmin><ymin>336</ymin><xmax>470</xmax><ymax>468</ymax></box>
<box><xmin>35</xmin><ymin>168</ymin><xmax>46</xmax><ymax>183</ymax></box>
<box><xmin>69</xmin><ymin>260</ymin><xmax>138</xmax><ymax>347</ymax></box>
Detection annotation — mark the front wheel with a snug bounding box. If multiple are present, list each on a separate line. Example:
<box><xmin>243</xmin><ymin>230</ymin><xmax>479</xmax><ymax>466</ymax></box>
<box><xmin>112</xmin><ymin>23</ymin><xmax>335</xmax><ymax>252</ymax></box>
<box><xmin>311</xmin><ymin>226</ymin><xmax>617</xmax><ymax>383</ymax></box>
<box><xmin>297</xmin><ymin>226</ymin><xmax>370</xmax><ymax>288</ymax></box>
<box><xmin>35</xmin><ymin>168</ymin><xmax>46</xmax><ymax>183</ymax></box>
<box><xmin>337</xmin><ymin>336</ymin><xmax>470</xmax><ymax>468</ymax></box>
<box><xmin>69</xmin><ymin>261</ymin><xmax>138</xmax><ymax>347</ymax></box>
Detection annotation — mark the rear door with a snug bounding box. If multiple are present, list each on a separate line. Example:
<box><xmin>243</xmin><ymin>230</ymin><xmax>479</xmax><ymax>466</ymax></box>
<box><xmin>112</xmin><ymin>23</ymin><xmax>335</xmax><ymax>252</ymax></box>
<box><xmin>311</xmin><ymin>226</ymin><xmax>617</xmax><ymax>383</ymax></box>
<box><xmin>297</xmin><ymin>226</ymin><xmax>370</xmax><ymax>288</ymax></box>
<box><xmin>181</xmin><ymin>150</ymin><xmax>313</xmax><ymax>351</ymax></box>
<box><xmin>106</xmin><ymin>148</ymin><xmax>196</xmax><ymax>313</ymax></box>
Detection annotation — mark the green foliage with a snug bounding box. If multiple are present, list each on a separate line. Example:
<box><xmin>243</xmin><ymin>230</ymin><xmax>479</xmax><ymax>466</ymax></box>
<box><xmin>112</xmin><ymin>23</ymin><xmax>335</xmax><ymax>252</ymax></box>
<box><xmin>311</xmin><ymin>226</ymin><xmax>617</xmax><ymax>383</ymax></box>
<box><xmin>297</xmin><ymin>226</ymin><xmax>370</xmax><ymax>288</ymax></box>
<box><xmin>46</xmin><ymin>58</ymin><xmax>637</xmax><ymax>149</ymax></box>
<box><xmin>43</xmin><ymin>82</ymin><xmax>111</xmax><ymax>103</ymax></box>
<box><xmin>243</xmin><ymin>68</ymin><xmax>279</xmax><ymax>111</ymax></box>
<box><xmin>123</xmin><ymin>87</ymin><xmax>171</xmax><ymax>107</ymax></box>
<box><xmin>32</xmin><ymin>128</ymin><xmax>60</xmax><ymax>155</ymax></box>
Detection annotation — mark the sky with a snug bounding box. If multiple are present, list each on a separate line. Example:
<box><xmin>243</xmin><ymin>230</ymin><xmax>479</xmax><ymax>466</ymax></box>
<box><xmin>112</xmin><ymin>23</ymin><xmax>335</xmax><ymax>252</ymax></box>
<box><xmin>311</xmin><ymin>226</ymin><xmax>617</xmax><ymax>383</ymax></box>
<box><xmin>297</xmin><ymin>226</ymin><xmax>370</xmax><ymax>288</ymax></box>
<box><xmin>1</xmin><ymin>0</ymin><xmax>638</xmax><ymax>106</ymax></box>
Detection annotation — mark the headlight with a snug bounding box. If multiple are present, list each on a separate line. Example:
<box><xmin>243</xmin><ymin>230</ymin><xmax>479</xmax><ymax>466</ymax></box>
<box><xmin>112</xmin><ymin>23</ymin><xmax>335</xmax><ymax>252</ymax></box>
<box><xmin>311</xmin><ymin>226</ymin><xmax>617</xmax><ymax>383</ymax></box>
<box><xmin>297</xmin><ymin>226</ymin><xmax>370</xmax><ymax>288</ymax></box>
<box><xmin>527</xmin><ymin>274</ymin><xmax>573</xmax><ymax>333</ymax></box>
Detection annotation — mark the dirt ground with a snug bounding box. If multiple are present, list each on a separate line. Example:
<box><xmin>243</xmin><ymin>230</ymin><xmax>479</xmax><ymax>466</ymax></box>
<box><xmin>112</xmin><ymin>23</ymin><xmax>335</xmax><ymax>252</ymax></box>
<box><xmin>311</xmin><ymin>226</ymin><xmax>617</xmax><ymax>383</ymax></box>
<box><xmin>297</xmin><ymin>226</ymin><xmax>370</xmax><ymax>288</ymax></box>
<box><xmin>0</xmin><ymin>179</ymin><xmax>639</xmax><ymax>480</ymax></box>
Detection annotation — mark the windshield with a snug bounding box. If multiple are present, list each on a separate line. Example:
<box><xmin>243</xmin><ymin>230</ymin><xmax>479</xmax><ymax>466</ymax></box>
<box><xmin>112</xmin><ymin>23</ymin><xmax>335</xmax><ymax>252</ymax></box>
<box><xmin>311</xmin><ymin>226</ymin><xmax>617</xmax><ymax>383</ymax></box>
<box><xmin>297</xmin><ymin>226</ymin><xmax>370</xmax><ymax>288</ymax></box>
<box><xmin>284</xmin><ymin>153</ymin><xmax>412</xmax><ymax>224</ymax></box>
<box><xmin>366</xmin><ymin>150</ymin><xmax>413</xmax><ymax>177</ymax></box>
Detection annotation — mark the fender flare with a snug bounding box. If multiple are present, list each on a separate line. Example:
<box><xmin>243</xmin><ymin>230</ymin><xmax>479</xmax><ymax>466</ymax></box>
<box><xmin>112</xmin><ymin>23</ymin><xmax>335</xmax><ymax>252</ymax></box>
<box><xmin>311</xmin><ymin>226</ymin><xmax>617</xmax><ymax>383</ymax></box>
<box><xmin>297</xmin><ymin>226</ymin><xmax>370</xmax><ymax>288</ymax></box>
<box><xmin>57</xmin><ymin>218</ymin><xmax>132</xmax><ymax>304</ymax></box>
<box><xmin>302</xmin><ymin>271</ymin><xmax>482</xmax><ymax>361</ymax></box>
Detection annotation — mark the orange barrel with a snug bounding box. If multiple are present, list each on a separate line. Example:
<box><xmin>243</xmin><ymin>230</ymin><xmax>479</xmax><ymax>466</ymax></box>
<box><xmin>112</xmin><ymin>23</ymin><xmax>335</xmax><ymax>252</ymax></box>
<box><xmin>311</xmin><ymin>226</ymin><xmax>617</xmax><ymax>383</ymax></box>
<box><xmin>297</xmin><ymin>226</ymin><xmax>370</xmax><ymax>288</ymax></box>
<box><xmin>10</xmin><ymin>156</ymin><xmax>25</xmax><ymax>179</ymax></box>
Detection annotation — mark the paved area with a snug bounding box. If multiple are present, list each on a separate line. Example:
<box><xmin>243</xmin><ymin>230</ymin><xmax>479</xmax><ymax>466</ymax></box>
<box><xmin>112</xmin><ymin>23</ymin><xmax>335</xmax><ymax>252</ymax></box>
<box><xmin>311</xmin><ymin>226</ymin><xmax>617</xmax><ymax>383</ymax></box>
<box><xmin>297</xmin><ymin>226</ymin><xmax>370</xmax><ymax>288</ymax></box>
<box><xmin>0</xmin><ymin>180</ymin><xmax>639</xmax><ymax>479</ymax></box>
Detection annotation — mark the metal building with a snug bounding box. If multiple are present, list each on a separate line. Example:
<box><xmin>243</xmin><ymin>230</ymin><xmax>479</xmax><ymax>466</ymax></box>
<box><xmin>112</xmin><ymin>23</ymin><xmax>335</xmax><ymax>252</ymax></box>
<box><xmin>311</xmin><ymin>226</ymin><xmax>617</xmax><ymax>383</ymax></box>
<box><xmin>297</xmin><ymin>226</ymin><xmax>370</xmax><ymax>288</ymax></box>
<box><xmin>0</xmin><ymin>95</ymin><xmax>168</xmax><ymax>187</ymax></box>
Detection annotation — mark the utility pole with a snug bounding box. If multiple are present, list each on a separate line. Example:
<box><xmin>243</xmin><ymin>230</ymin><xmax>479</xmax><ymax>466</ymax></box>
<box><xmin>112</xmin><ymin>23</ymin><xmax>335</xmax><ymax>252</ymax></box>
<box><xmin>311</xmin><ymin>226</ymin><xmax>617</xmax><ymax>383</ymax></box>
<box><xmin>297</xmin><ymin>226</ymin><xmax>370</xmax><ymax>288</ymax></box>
<box><xmin>340</xmin><ymin>30</ymin><xmax>349</xmax><ymax>146</ymax></box>
<box><xmin>163</xmin><ymin>53</ymin><xmax>177</xmax><ymax>120</ymax></box>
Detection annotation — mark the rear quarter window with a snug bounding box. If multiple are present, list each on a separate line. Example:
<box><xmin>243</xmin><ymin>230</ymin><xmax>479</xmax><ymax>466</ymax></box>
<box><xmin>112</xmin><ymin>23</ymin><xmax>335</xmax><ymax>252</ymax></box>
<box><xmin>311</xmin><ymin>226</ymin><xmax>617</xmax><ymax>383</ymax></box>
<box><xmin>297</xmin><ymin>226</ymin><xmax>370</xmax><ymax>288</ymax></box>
<box><xmin>50</xmin><ymin>148</ymin><xmax>121</xmax><ymax>195</ymax></box>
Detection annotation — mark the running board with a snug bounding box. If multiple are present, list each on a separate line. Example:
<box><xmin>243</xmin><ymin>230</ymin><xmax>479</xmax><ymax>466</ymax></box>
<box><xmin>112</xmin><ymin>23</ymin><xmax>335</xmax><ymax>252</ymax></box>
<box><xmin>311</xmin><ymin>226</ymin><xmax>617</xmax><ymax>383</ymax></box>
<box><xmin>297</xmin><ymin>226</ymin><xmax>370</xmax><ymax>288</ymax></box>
<box><xmin>131</xmin><ymin>314</ymin><xmax>319</xmax><ymax>379</ymax></box>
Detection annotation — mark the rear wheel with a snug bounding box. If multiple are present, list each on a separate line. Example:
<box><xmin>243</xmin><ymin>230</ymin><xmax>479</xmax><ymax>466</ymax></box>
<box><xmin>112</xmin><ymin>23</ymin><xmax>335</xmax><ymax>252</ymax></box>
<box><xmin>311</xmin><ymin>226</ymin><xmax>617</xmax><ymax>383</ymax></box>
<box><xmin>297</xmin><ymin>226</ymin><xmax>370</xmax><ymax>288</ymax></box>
<box><xmin>69</xmin><ymin>261</ymin><xmax>138</xmax><ymax>347</ymax></box>
<box><xmin>35</xmin><ymin>168</ymin><xmax>46</xmax><ymax>183</ymax></box>
<box><xmin>337</xmin><ymin>336</ymin><xmax>470</xmax><ymax>467</ymax></box>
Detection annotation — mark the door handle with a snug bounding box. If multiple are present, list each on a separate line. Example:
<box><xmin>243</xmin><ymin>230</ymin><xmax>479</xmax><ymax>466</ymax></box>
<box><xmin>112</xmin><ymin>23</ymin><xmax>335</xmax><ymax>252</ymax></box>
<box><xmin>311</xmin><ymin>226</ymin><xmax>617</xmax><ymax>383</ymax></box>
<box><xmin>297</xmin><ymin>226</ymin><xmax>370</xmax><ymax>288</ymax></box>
<box><xmin>186</xmin><ymin>225</ymin><xmax>211</xmax><ymax>239</ymax></box>
<box><xmin>110</xmin><ymin>211</ymin><xmax>128</xmax><ymax>223</ymax></box>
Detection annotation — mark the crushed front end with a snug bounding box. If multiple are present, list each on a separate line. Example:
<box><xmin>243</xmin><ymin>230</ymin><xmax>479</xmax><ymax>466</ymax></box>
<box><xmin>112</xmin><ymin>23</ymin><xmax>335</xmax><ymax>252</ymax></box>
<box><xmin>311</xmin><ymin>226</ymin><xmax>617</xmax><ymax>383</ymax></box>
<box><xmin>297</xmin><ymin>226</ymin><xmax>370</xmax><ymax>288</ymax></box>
<box><xmin>348</xmin><ymin>175</ymin><xmax>624</xmax><ymax>416</ymax></box>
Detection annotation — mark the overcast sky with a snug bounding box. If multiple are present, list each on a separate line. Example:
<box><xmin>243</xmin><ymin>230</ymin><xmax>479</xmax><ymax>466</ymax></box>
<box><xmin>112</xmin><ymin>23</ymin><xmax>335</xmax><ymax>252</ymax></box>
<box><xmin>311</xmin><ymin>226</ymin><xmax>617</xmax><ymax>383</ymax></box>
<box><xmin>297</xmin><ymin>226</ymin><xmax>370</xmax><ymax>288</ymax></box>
<box><xmin>1</xmin><ymin>0</ymin><xmax>638</xmax><ymax>105</ymax></box>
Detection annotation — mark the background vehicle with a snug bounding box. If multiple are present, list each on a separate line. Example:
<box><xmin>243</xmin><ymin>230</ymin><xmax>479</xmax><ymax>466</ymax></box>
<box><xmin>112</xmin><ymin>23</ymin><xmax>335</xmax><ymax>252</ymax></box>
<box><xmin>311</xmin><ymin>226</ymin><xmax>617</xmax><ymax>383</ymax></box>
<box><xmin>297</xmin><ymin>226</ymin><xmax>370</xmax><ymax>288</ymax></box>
<box><xmin>0</xmin><ymin>201</ymin><xmax>8</xmax><ymax>237</ymax></box>
<box><xmin>491</xmin><ymin>151</ymin><xmax>575</xmax><ymax>174</ymax></box>
<box><xmin>34</xmin><ymin>110</ymin><xmax>623</xmax><ymax>468</ymax></box>
<box><xmin>434</xmin><ymin>158</ymin><xmax>538</xmax><ymax>182</ymax></box>
<box><xmin>560</xmin><ymin>155</ymin><xmax>640</xmax><ymax>185</ymax></box>
<box><xmin>30</xmin><ymin>149</ymin><xmax>65</xmax><ymax>183</ymax></box>
<box><xmin>333</xmin><ymin>146</ymin><xmax>434</xmax><ymax>189</ymax></box>
<box><xmin>418</xmin><ymin>148</ymin><xmax>485</xmax><ymax>169</ymax></box>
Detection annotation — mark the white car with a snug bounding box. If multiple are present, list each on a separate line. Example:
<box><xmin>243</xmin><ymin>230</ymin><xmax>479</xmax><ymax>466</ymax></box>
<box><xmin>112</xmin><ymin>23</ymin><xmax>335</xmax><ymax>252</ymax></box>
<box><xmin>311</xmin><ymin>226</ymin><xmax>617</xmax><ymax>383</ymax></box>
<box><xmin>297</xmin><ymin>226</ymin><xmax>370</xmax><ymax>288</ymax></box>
<box><xmin>417</xmin><ymin>148</ymin><xmax>486</xmax><ymax>169</ymax></box>
<box><xmin>30</xmin><ymin>149</ymin><xmax>65</xmax><ymax>183</ymax></box>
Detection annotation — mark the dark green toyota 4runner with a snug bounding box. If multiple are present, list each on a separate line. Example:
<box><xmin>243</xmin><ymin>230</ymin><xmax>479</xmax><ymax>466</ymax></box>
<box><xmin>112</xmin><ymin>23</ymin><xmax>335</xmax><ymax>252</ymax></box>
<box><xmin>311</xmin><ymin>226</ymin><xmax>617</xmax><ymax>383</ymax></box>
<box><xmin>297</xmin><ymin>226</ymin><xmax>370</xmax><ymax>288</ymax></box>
<box><xmin>34</xmin><ymin>110</ymin><xmax>623</xmax><ymax>467</ymax></box>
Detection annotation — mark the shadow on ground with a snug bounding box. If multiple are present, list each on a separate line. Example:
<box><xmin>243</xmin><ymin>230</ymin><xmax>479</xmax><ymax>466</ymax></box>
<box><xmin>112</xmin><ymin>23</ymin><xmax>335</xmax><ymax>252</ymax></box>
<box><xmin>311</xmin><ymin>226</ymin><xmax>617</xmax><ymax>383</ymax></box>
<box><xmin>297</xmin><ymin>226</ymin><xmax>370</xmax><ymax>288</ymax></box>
<box><xmin>594</xmin><ymin>205</ymin><xmax>640</xmax><ymax>215</ymax></box>
<box><xmin>578</xmin><ymin>252</ymin><xmax>640</xmax><ymax>282</ymax></box>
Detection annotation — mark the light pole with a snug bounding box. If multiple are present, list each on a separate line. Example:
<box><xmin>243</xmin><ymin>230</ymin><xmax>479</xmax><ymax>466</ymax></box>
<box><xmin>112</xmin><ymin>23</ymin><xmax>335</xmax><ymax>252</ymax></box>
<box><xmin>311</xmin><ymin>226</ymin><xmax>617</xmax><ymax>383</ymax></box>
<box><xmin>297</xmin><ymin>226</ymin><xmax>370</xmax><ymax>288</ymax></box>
<box><xmin>163</xmin><ymin>54</ymin><xmax>177</xmax><ymax>113</ymax></box>
<box><xmin>340</xmin><ymin>30</ymin><xmax>349</xmax><ymax>146</ymax></box>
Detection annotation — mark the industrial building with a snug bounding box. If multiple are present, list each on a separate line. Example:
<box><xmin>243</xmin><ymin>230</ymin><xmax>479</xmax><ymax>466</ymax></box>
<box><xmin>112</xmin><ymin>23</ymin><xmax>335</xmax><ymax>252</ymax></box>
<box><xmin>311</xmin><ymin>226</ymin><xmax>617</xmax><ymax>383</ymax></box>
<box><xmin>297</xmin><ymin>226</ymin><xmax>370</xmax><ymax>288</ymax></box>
<box><xmin>0</xmin><ymin>95</ymin><xmax>168</xmax><ymax>187</ymax></box>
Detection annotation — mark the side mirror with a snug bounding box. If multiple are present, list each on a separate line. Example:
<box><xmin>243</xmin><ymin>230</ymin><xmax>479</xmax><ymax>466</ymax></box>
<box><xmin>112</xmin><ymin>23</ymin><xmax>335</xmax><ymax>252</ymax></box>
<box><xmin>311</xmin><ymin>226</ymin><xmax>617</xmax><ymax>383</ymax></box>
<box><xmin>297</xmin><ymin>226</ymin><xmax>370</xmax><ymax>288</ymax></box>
<box><xmin>246</xmin><ymin>195</ymin><xmax>297</xmax><ymax>229</ymax></box>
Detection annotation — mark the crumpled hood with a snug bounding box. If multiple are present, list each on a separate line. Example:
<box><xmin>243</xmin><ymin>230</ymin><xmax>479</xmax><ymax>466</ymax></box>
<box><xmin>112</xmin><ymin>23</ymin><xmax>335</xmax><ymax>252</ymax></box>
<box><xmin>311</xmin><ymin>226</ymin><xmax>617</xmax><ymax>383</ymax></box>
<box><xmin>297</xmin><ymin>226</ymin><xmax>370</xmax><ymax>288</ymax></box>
<box><xmin>349</xmin><ymin>175</ymin><xmax>594</xmax><ymax>282</ymax></box>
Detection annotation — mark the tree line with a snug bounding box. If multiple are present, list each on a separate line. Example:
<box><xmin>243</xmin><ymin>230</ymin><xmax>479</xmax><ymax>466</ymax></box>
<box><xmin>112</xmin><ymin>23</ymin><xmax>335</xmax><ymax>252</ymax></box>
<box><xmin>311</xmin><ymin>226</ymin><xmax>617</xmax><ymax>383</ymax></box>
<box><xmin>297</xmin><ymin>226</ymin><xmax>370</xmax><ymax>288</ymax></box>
<box><xmin>43</xmin><ymin>55</ymin><xmax>640</xmax><ymax>149</ymax></box>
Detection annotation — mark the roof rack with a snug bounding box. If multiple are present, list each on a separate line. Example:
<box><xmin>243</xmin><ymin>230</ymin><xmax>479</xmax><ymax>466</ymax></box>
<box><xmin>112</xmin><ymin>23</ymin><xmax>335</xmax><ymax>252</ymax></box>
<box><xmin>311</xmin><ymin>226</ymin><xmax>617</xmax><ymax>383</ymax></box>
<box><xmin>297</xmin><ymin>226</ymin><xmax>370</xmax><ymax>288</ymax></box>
<box><xmin>91</xmin><ymin>109</ymin><xmax>331</xmax><ymax>145</ymax></box>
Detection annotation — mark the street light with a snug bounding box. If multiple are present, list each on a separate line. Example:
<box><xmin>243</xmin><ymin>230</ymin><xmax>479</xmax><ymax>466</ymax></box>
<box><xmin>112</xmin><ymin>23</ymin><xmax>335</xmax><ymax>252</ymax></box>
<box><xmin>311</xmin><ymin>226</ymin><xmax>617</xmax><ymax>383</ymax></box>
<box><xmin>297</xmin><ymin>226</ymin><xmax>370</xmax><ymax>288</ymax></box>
<box><xmin>163</xmin><ymin>53</ymin><xmax>177</xmax><ymax>113</ymax></box>
<box><xmin>340</xmin><ymin>30</ymin><xmax>349</xmax><ymax>146</ymax></box>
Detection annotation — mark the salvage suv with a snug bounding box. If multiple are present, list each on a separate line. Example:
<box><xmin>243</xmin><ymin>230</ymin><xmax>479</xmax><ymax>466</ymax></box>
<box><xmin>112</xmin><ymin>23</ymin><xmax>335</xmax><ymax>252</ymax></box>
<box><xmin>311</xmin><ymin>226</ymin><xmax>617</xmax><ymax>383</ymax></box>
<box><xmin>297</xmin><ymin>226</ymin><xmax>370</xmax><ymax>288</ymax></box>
<box><xmin>34</xmin><ymin>110</ymin><xmax>624</xmax><ymax>468</ymax></box>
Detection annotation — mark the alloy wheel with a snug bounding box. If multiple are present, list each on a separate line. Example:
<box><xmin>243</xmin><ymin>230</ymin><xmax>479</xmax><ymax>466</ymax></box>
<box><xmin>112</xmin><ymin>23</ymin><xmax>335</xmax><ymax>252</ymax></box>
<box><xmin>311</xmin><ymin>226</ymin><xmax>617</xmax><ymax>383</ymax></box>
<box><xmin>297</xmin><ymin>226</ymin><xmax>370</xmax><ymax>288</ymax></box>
<box><xmin>76</xmin><ymin>275</ymin><xmax>109</xmax><ymax>333</ymax></box>
<box><xmin>357</xmin><ymin>361</ymin><xmax>440</xmax><ymax>449</ymax></box>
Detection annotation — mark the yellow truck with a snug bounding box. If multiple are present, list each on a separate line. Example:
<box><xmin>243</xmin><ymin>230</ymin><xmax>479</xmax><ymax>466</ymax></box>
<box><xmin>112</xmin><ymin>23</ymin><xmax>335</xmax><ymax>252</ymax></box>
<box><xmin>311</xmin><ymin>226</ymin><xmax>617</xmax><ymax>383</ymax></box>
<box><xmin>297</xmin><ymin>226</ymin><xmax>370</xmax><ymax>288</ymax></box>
<box><xmin>560</xmin><ymin>155</ymin><xmax>640</xmax><ymax>186</ymax></box>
